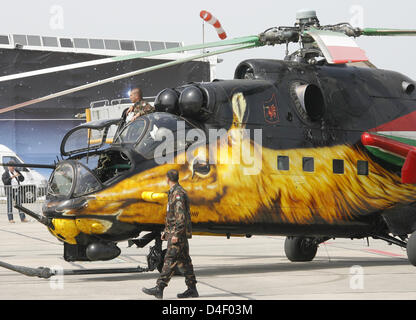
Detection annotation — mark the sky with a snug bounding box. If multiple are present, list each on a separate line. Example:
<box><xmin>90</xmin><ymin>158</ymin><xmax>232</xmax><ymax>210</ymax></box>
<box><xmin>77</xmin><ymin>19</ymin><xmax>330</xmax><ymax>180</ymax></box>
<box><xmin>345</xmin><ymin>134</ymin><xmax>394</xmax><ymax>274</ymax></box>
<box><xmin>0</xmin><ymin>0</ymin><xmax>415</xmax><ymax>80</ymax></box>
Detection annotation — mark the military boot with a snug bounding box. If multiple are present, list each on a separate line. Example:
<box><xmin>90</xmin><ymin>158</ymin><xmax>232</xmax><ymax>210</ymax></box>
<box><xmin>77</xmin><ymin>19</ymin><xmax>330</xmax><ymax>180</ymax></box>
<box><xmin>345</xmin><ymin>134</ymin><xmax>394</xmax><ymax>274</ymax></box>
<box><xmin>142</xmin><ymin>285</ymin><xmax>164</xmax><ymax>299</ymax></box>
<box><xmin>177</xmin><ymin>285</ymin><xmax>199</xmax><ymax>298</ymax></box>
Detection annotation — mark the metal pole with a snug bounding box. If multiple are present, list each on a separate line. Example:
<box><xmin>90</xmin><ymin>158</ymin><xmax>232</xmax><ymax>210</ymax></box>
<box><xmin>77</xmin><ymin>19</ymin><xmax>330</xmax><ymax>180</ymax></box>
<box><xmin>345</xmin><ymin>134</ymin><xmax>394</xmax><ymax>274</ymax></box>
<box><xmin>202</xmin><ymin>21</ymin><xmax>205</xmax><ymax>56</ymax></box>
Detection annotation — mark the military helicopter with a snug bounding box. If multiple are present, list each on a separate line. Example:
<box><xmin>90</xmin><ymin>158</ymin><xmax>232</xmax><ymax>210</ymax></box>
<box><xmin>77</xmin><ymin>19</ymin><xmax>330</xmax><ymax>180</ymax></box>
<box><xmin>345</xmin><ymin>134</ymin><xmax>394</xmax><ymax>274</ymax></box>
<box><xmin>2</xmin><ymin>9</ymin><xmax>416</xmax><ymax>279</ymax></box>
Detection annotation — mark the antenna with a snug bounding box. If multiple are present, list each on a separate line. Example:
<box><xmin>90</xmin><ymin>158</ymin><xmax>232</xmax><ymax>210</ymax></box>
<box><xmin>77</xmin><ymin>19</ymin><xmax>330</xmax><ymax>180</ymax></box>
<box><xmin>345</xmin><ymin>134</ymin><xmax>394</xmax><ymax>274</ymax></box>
<box><xmin>202</xmin><ymin>20</ymin><xmax>206</xmax><ymax>60</ymax></box>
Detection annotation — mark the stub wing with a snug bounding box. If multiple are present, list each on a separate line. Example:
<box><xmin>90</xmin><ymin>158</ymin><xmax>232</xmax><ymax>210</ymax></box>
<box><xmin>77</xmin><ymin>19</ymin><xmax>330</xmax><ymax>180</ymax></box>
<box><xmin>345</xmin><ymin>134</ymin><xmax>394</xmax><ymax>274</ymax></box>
<box><xmin>361</xmin><ymin>132</ymin><xmax>416</xmax><ymax>184</ymax></box>
<box><xmin>362</xmin><ymin>110</ymin><xmax>416</xmax><ymax>183</ymax></box>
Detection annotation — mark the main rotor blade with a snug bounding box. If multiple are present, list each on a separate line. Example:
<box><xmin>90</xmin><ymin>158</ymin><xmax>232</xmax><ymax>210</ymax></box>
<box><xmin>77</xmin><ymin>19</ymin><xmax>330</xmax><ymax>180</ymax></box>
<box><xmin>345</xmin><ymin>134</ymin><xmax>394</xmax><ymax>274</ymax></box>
<box><xmin>0</xmin><ymin>42</ymin><xmax>257</xmax><ymax>115</ymax></box>
<box><xmin>0</xmin><ymin>35</ymin><xmax>260</xmax><ymax>83</ymax></box>
<box><xmin>361</xmin><ymin>28</ymin><xmax>416</xmax><ymax>36</ymax></box>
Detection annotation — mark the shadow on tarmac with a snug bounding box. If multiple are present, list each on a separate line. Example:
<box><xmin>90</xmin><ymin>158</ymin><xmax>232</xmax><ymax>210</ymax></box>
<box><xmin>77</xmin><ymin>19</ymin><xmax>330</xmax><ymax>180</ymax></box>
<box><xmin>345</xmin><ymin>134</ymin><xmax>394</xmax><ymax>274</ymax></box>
<box><xmin>78</xmin><ymin>256</ymin><xmax>411</xmax><ymax>283</ymax></box>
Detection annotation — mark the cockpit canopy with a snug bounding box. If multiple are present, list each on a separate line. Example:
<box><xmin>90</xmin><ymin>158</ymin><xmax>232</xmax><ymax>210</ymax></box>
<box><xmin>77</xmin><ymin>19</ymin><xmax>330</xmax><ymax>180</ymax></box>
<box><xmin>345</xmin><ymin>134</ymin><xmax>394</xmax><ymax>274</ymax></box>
<box><xmin>113</xmin><ymin>112</ymin><xmax>201</xmax><ymax>159</ymax></box>
<box><xmin>60</xmin><ymin>118</ymin><xmax>121</xmax><ymax>157</ymax></box>
<box><xmin>62</xmin><ymin>113</ymin><xmax>200</xmax><ymax>160</ymax></box>
<box><xmin>48</xmin><ymin>161</ymin><xmax>102</xmax><ymax>198</ymax></box>
<box><xmin>113</xmin><ymin>118</ymin><xmax>146</xmax><ymax>144</ymax></box>
<box><xmin>53</xmin><ymin>112</ymin><xmax>203</xmax><ymax>199</ymax></box>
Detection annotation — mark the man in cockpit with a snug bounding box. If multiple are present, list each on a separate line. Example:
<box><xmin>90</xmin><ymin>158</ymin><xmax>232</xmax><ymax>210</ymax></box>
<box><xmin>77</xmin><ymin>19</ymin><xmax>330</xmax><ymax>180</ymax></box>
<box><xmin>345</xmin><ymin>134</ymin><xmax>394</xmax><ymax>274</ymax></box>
<box><xmin>125</xmin><ymin>87</ymin><xmax>154</xmax><ymax>122</ymax></box>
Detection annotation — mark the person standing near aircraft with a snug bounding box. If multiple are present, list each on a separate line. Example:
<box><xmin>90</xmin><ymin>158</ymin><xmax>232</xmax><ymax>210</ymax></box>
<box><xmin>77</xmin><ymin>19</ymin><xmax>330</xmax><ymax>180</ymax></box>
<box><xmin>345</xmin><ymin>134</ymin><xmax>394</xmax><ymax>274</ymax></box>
<box><xmin>1</xmin><ymin>161</ymin><xmax>27</xmax><ymax>223</ymax></box>
<box><xmin>142</xmin><ymin>169</ymin><xmax>198</xmax><ymax>299</ymax></box>
<box><xmin>125</xmin><ymin>87</ymin><xmax>154</xmax><ymax>122</ymax></box>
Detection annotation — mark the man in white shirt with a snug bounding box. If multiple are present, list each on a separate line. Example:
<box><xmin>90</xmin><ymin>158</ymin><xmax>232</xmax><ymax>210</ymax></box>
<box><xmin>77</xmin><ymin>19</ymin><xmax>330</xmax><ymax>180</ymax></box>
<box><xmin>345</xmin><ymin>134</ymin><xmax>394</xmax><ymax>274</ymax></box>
<box><xmin>1</xmin><ymin>161</ymin><xmax>27</xmax><ymax>223</ymax></box>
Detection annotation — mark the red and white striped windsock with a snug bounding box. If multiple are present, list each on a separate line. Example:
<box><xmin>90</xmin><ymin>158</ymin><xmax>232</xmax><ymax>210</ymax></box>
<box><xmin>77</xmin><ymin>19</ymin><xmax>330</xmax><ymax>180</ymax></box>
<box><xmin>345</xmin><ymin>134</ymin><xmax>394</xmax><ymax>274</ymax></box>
<box><xmin>200</xmin><ymin>10</ymin><xmax>227</xmax><ymax>40</ymax></box>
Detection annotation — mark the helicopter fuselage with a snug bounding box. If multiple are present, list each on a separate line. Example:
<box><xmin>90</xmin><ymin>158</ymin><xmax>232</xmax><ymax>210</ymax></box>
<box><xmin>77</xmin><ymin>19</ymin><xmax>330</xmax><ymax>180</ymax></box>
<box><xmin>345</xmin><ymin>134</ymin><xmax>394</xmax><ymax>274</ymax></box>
<box><xmin>41</xmin><ymin>59</ymin><xmax>416</xmax><ymax>261</ymax></box>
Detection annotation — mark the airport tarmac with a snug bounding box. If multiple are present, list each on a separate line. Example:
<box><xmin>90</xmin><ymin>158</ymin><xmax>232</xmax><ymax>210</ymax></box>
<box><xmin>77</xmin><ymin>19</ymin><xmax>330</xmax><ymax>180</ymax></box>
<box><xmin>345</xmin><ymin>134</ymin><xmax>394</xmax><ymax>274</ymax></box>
<box><xmin>0</xmin><ymin>217</ymin><xmax>415</xmax><ymax>300</ymax></box>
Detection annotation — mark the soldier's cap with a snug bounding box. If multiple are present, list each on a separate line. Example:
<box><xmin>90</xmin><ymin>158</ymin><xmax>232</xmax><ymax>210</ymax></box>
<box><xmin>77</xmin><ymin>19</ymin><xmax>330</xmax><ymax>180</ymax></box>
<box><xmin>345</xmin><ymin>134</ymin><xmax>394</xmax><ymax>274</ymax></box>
<box><xmin>166</xmin><ymin>169</ymin><xmax>179</xmax><ymax>182</ymax></box>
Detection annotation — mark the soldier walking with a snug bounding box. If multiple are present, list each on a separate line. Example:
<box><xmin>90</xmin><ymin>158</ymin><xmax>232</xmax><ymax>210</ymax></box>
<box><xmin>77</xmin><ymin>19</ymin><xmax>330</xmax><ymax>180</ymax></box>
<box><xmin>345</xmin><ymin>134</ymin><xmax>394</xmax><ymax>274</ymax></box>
<box><xmin>142</xmin><ymin>169</ymin><xmax>198</xmax><ymax>299</ymax></box>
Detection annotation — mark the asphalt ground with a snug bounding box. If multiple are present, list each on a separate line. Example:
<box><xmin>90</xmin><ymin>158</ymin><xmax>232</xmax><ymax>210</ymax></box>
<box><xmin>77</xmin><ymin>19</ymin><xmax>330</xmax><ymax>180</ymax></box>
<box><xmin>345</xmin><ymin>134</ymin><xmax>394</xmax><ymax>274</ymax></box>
<box><xmin>0</xmin><ymin>216</ymin><xmax>415</xmax><ymax>300</ymax></box>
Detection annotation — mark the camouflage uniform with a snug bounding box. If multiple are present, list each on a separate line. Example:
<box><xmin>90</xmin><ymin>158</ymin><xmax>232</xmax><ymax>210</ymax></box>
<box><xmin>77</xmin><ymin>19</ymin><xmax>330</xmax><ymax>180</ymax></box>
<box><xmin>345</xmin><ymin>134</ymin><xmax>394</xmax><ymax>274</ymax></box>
<box><xmin>156</xmin><ymin>183</ymin><xmax>196</xmax><ymax>288</ymax></box>
<box><xmin>132</xmin><ymin>100</ymin><xmax>154</xmax><ymax>117</ymax></box>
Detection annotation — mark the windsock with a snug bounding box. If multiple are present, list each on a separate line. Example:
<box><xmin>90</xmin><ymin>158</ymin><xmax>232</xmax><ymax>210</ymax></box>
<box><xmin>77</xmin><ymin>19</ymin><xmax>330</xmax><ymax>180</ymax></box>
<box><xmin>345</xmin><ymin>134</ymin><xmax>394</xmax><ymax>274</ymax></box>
<box><xmin>200</xmin><ymin>10</ymin><xmax>227</xmax><ymax>40</ymax></box>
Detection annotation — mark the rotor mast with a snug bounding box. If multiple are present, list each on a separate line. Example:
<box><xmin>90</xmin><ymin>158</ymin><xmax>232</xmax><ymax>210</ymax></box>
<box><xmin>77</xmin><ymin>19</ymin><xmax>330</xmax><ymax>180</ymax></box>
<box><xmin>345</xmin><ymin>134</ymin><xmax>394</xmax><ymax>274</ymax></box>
<box><xmin>259</xmin><ymin>9</ymin><xmax>324</xmax><ymax>62</ymax></box>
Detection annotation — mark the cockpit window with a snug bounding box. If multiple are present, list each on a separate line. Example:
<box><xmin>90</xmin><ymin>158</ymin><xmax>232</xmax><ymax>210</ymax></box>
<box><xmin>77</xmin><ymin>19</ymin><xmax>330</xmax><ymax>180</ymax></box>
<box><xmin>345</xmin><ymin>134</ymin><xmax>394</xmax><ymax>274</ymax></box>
<box><xmin>48</xmin><ymin>163</ymin><xmax>74</xmax><ymax>197</ymax></box>
<box><xmin>114</xmin><ymin>119</ymin><xmax>146</xmax><ymax>144</ymax></box>
<box><xmin>48</xmin><ymin>162</ymin><xmax>103</xmax><ymax>198</ymax></box>
<box><xmin>73</xmin><ymin>163</ymin><xmax>102</xmax><ymax>196</ymax></box>
<box><xmin>63</xmin><ymin>128</ymin><xmax>105</xmax><ymax>155</ymax></box>
<box><xmin>61</xmin><ymin>119</ymin><xmax>120</xmax><ymax>156</ymax></box>
<box><xmin>136</xmin><ymin>124</ymin><xmax>176</xmax><ymax>159</ymax></box>
<box><xmin>134</xmin><ymin>113</ymin><xmax>200</xmax><ymax>159</ymax></box>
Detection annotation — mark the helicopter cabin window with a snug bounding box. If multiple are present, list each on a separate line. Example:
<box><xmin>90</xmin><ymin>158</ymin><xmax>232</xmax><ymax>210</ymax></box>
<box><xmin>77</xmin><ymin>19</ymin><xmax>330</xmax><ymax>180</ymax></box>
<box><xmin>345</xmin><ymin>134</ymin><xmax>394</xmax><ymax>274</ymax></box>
<box><xmin>277</xmin><ymin>156</ymin><xmax>289</xmax><ymax>171</ymax></box>
<box><xmin>302</xmin><ymin>157</ymin><xmax>314</xmax><ymax>172</ymax></box>
<box><xmin>357</xmin><ymin>160</ymin><xmax>369</xmax><ymax>176</ymax></box>
<box><xmin>333</xmin><ymin>159</ymin><xmax>344</xmax><ymax>174</ymax></box>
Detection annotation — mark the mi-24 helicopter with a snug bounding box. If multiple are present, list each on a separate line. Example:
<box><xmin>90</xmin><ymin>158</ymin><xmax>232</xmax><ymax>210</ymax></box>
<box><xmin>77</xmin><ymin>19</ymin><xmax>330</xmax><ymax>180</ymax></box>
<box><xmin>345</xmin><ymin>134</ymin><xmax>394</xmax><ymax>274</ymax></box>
<box><xmin>2</xmin><ymin>9</ymin><xmax>416</xmax><ymax>279</ymax></box>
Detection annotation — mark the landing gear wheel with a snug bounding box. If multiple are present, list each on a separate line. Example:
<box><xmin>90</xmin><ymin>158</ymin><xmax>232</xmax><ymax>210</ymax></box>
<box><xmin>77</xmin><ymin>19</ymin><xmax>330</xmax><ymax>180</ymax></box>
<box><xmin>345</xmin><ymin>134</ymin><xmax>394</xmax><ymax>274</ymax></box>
<box><xmin>406</xmin><ymin>231</ymin><xmax>416</xmax><ymax>266</ymax></box>
<box><xmin>157</xmin><ymin>249</ymin><xmax>182</xmax><ymax>276</ymax></box>
<box><xmin>284</xmin><ymin>236</ymin><xmax>318</xmax><ymax>262</ymax></box>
